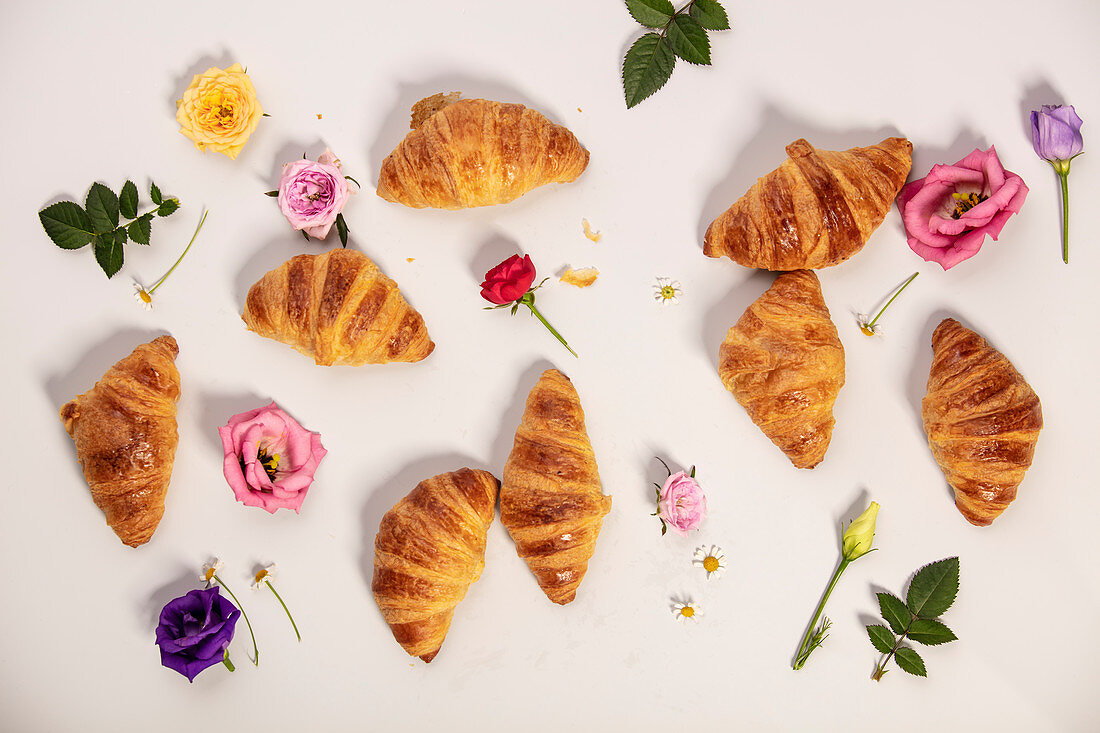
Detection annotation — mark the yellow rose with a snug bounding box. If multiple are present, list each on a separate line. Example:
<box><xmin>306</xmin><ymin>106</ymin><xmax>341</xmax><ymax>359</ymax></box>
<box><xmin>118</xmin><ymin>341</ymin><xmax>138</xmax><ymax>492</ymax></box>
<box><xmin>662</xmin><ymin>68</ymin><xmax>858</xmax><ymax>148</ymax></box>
<box><xmin>176</xmin><ymin>63</ymin><xmax>263</xmax><ymax>159</ymax></box>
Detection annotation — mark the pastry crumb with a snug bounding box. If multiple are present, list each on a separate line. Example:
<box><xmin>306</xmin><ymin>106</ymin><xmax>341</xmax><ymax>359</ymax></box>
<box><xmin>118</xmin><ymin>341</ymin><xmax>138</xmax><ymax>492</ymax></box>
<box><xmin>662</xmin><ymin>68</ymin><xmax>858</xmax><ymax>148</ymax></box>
<box><xmin>410</xmin><ymin>92</ymin><xmax>462</xmax><ymax>129</ymax></box>
<box><xmin>577</xmin><ymin>107</ymin><xmax>582</xmax><ymax>113</ymax></box>
<box><xmin>406</xmin><ymin>257</ymin><xmax>415</xmax><ymax>263</ymax></box>
<box><xmin>560</xmin><ymin>267</ymin><xmax>599</xmax><ymax>288</ymax></box>
<box><xmin>582</xmin><ymin>218</ymin><xmax>602</xmax><ymax>243</ymax></box>
<box><xmin>316</xmin><ymin>113</ymin><xmax>323</xmax><ymax>120</ymax></box>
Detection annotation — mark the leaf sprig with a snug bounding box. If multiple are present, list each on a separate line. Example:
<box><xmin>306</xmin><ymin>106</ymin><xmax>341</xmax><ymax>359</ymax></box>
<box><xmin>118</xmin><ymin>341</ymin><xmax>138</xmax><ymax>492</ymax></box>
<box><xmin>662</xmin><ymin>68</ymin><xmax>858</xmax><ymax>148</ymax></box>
<box><xmin>39</xmin><ymin>181</ymin><xmax>180</xmax><ymax>278</ymax></box>
<box><xmin>621</xmin><ymin>0</ymin><xmax>731</xmax><ymax>109</ymax></box>
<box><xmin>867</xmin><ymin>557</ymin><xmax>960</xmax><ymax>681</ymax></box>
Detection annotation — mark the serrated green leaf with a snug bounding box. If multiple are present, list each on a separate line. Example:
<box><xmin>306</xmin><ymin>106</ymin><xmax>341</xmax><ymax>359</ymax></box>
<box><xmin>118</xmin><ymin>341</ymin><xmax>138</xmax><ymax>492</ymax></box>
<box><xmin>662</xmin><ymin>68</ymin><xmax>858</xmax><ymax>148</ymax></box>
<box><xmin>624</xmin><ymin>0</ymin><xmax>674</xmax><ymax>28</ymax></box>
<box><xmin>907</xmin><ymin>618</ymin><xmax>958</xmax><ymax>646</ymax></box>
<box><xmin>690</xmin><ymin>0</ymin><xmax>731</xmax><ymax>30</ymax></box>
<box><xmin>86</xmin><ymin>183</ymin><xmax>120</xmax><ymax>234</ymax></box>
<box><xmin>93</xmin><ymin>231</ymin><xmax>125</xmax><ymax>278</ymax></box>
<box><xmin>127</xmin><ymin>214</ymin><xmax>152</xmax><ymax>245</ymax></box>
<box><xmin>336</xmin><ymin>213</ymin><xmax>349</xmax><ymax>247</ymax></box>
<box><xmin>907</xmin><ymin>557</ymin><xmax>959</xmax><ymax>619</ymax></box>
<box><xmin>39</xmin><ymin>201</ymin><xmax>95</xmax><ymax>249</ymax></box>
<box><xmin>157</xmin><ymin>199</ymin><xmax>180</xmax><ymax>217</ymax></box>
<box><xmin>119</xmin><ymin>180</ymin><xmax>138</xmax><ymax>220</ymax></box>
<box><xmin>150</xmin><ymin>182</ymin><xmax>163</xmax><ymax>205</ymax></box>
<box><xmin>894</xmin><ymin>647</ymin><xmax>927</xmax><ymax>677</ymax></box>
<box><xmin>667</xmin><ymin>15</ymin><xmax>710</xmax><ymax>65</ymax></box>
<box><xmin>622</xmin><ymin>32</ymin><xmax>676</xmax><ymax>109</ymax></box>
<box><xmin>877</xmin><ymin>592</ymin><xmax>911</xmax><ymax>636</ymax></box>
<box><xmin>866</xmin><ymin>624</ymin><xmax>895</xmax><ymax>655</ymax></box>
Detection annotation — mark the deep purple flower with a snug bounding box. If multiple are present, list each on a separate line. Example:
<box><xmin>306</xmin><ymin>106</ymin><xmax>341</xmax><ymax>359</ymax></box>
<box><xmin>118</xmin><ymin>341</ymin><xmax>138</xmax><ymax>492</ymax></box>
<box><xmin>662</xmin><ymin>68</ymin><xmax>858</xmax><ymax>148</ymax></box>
<box><xmin>155</xmin><ymin>586</ymin><xmax>240</xmax><ymax>682</ymax></box>
<box><xmin>1030</xmin><ymin>105</ymin><xmax>1084</xmax><ymax>162</ymax></box>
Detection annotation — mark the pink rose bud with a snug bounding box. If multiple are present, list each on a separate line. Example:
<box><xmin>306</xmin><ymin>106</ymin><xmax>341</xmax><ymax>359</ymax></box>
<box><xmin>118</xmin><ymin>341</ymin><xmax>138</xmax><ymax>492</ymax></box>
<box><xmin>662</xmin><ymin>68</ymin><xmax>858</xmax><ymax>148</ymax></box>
<box><xmin>218</xmin><ymin>402</ymin><xmax>327</xmax><ymax>514</ymax></box>
<box><xmin>277</xmin><ymin>148</ymin><xmax>353</xmax><ymax>240</ymax></box>
<box><xmin>657</xmin><ymin>471</ymin><xmax>707</xmax><ymax>536</ymax></box>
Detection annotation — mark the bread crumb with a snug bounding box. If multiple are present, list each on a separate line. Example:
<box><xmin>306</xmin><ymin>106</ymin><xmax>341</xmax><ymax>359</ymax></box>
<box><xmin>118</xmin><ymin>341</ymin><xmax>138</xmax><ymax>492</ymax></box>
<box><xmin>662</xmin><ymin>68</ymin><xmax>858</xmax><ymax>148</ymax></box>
<box><xmin>316</xmin><ymin>113</ymin><xmax>322</xmax><ymax>120</ymax></box>
<box><xmin>406</xmin><ymin>257</ymin><xmax>415</xmax><ymax>263</ymax></box>
<box><xmin>410</xmin><ymin>92</ymin><xmax>462</xmax><ymax>129</ymax></box>
<box><xmin>577</xmin><ymin>107</ymin><xmax>582</xmax><ymax>113</ymax></box>
<box><xmin>560</xmin><ymin>267</ymin><xmax>599</xmax><ymax>288</ymax></box>
<box><xmin>582</xmin><ymin>219</ymin><xmax>602</xmax><ymax>243</ymax></box>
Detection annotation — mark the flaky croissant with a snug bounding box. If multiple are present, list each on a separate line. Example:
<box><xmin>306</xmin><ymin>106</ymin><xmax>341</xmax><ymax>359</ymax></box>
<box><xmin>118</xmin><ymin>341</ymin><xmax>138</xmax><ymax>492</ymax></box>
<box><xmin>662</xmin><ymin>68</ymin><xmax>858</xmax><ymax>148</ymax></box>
<box><xmin>371</xmin><ymin>468</ymin><xmax>500</xmax><ymax>662</ymax></box>
<box><xmin>922</xmin><ymin>318</ymin><xmax>1042</xmax><ymax>526</ymax></box>
<box><xmin>242</xmin><ymin>249</ymin><xmax>434</xmax><ymax>366</ymax></box>
<box><xmin>59</xmin><ymin>335</ymin><xmax>181</xmax><ymax>547</ymax></box>
<box><xmin>704</xmin><ymin>137</ymin><xmax>913</xmax><ymax>270</ymax></box>
<box><xmin>501</xmin><ymin>369</ymin><xmax>611</xmax><ymax>604</ymax></box>
<box><xmin>718</xmin><ymin>270</ymin><xmax>845</xmax><ymax>469</ymax></box>
<box><xmin>376</xmin><ymin>95</ymin><xmax>589</xmax><ymax>210</ymax></box>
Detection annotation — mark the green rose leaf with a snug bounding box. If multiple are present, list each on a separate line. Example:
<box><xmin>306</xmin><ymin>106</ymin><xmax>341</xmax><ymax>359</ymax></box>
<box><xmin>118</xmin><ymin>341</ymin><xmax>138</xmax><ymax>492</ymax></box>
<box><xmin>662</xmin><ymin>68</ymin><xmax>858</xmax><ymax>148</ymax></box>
<box><xmin>894</xmin><ymin>647</ymin><xmax>927</xmax><ymax>677</ymax></box>
<box><xmin>127</xmin><ymin>214</ymin><xmax>152</xmax><ymax>245</ymax></box>
<box><xmin>157</xmin><ymin>199</ymin><xmax>180</xmax><ymax>217</ymax></box>
<box><xmin>625</xmin><ymin>0</ymin><xmax>675</xmax><ymax>28</ymax></box>
<box><xmin>907</xmin><ymin>557</ymin><xmax>960</xmax><ymax>619</ymax></box>
<box><xmin>93</xmin><ymin>230</ymin><xmax>126</xmax><ymax>278</ymax></box>
<box><xmin>907</xmin><ymin>618</ymin><xmax>958</xmax><ymax>646</ymax></box>
<box><xmin>667</xmin><ymin>15</ymin><xmax>711</xmax><ymax>65</ymax></box>
<box><xmin>622</xmin><ymin>32</ymin><xmax>676</xmax><ymax>109</ymax></box>
<box><xmin>336</xmin><ymin>213</ymin><xmax>349</xmax><ymax>248</ymax></box>
<box><xmin>86</xmin><ymin>183</ymin><xmax>120</xmax><ymax>234</ymax></box>
<box><xmin>866</xmin><ymin>624</ymin><xmax>895</xmax><ymax>655</ymax></box>
<box><xmin>877</xmin><ymin>592</ymin><xmax>911</xmax><ymax>636</ymax></box>
<box><xmin>690</xmin><ymin>0</ymin><xmax>730</xmax><ymax>30</ymax></box>
<box><xmin>119</xmin><ymin>180</ymin><xmax>139</xmax><ymax>220</ymax></box>
<box><xmin>150</xmin><ymin>181</ymin><xmax>163</xmax><ymax>205</ymax></box>
<box><xmin>39</xmin><ymin>201</ymin><xmax>96</xmax><ymax>250</ymax></box>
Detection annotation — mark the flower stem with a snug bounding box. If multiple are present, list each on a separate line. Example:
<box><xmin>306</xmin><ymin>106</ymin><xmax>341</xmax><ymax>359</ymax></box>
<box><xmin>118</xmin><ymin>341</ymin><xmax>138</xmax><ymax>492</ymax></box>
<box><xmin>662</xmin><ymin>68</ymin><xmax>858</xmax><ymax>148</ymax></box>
<box><xmin>1057</xmin><ymin>166</ymin><xmax>1070</xmax><ymax>264</ymax></box>
<box><xmin>149</xmin><ymin>209</ymin><xmax>208</xmax><ymax>294</ymax></box>
<box><xmin>222</xmin><ymin>649</ymin><xmax>236</xmax><ymax>672</ymax></box>
<box><xmin>213</xmin><ymin>574</ymin><xmax>259</xmax><ymax>666</ymax></box>
<box><xmin>265</xmin><ymin>580</ymin><xmax>301</xmax><ymax>642</ymax></box>
<box><xmin>521</xmin><ymin>295</ymin><xmax>578</xmax><ymax>358</ymax></box>
<box><xmin>866</xmin><ymin>272</ymin><xmax>919</xmax><ymax>331</ymax></box>
<box><xmin>793</xmin><ymin>557</ymin><xmax>850</xmax><ymax>670</ymax></box>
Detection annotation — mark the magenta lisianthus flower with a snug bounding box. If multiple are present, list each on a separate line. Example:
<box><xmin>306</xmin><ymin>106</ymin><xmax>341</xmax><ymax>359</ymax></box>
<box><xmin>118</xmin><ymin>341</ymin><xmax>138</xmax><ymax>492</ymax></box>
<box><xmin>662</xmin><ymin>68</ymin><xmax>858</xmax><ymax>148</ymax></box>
<box><xmin>656</xmin><ymin>470</ymin><xmax>707</xmax><ymax>536</ymax></box>
<box><xmin>277</xmin><ymin>148</ymin><xmax>353</xmax><ymax>240</ymax></box>
<box><xmin>218</xmin><ymin>402</ymin><xmax>327</xmax><ymax>513</ymax></box>
<box><xmin>896</xmin><ymin>146</ymin><xmax>1028</xmax><ymax>270</ymax></box>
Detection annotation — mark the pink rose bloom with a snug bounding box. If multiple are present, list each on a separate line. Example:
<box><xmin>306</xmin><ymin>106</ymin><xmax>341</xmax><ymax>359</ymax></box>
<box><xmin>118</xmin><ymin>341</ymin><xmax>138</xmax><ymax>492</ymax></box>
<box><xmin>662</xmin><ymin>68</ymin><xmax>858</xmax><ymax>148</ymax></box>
<box><xmin>896</xmin><ymin>146</ymin><xmax>1028</xmax><ymax>270</ymax></box>
<box><xmin>657</xmin><ymin>471</ymin><xmax>707</xmax><ymax>536</ymax></box>
<box><xmin>277</xmin><ymin>148</ymin><xmax>353</xmax><ymax>239</ymax></box>
<box><xmin>218</xmin><ymin>402</ymin><xmax>327</xmax><ymax>513</ymax></box>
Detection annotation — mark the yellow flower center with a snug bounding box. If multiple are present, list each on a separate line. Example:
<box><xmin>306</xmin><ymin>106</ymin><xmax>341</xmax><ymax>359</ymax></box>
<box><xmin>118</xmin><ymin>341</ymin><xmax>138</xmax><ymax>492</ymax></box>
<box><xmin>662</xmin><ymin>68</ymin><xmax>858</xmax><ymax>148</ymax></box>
<box><xmin>951</xmin><ymin>191</ymin><xmax>987</xmax><ymax>219</ymax></box>
<box><xmin>258</xmin><ymin>450</ymin><xmax>280</xmax><ymax>480</ymax></box>
<box><xmin>660</xmin><ymin>286</ymin><xmax>676</xmax><ymax>300</ymax></box>
<box><xmin>203</xmin><ymin>568</ymin><xmax>216</xmax><ymax>583</ymax></box>
<box><xmin>137</xmin><ymin>289</ymin><xmax>152</xmax><ymax>304</ymax></box>
<box><xmin>859</xmin><ymin>323</ymin><xmax>876</xmax><ymax>337</ymax></box>
<box><xmin>680</xmin><ymin>606</ymin><xmax>695</xmax><ymax>618</ymax></box>
<box><xmin>254</xmin><ymin>569</ymin><xmax>269</xmax><ymax>585</ymax></box>
<box><xmin>703</xmin><ymin>556</ymin><xmax>720</xmax><ymax>572</ymax></box>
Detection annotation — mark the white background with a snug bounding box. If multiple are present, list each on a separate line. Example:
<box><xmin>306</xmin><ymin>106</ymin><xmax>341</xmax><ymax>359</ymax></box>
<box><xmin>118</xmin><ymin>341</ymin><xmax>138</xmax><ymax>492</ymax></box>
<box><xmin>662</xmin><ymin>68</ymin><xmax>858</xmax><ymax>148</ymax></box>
<box><xmin>1</xmin><ymin>1</ymin><xmax>1098</xmax><ymax>730</ymax></box>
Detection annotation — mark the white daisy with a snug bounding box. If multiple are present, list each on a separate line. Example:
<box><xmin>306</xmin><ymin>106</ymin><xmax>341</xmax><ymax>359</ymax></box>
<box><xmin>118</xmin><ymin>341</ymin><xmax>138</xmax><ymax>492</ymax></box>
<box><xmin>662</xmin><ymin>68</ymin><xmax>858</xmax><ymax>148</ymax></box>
<box><xmin>252</xmin><ymin>563</ymin><xmax>277</xmax><ymax>590</ymax></box>
<box><xmin>693</xmin><ymin>545</ymin><xmax>728</xmax><ymax>580</ymax></box>
<box><xmin>133</xmin><ymin>282</ymin><xmax>153</xmax><ymax>311</ymax></box>
<box><xmin>199</xmin><ymin>559</ymin><xmax>223</xmax><ymax>586</ymax></box>
<box><xmin>671</xmin><ymin>600</ymin><xmax>702</xmax><ymax>622</ymax></box>
<box><xmin>856</xmin><ymin>314</ymin><xmax>881</xmax><ymax>337</ymax></box>
<box><xmin>653</xmin><ymin>277</ymin><xmax>682</xmax><ymax>305</ymax></box>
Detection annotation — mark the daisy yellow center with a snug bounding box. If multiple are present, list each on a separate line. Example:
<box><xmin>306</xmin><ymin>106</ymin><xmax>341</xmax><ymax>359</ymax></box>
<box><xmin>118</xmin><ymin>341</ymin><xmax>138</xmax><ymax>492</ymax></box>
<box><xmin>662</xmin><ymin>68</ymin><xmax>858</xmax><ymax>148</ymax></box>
<box><xmin>703</xmin><ymin>556</ymin><xmax>720</xmax><ymax>572</ymax></box>
<box><xmin>951</xmin><ymin>191</ymin><xmax>987</xmax><ymax>219</ymax></box>
<box><xmin>203</xmin><ymin>568</ymin><xmax>216</xmax><ymax>583</ymax></box>
<box><xmin>680</xmin><ymin>606</ymin><xmax>695</xmax><ymax>618</ymax></box>
<box><xmin>254</xmin><ymin>569</ymin><xmax>269</xmax><ymax>585</ymax></box>
<box><xmin>660</xmin><ymin>285</ymin><xmax>676</xmax><ymax>300</ymax></box>
<box><xmin>137</xmin><ymin>289</ymin><xmax>152</xmax><ymax>304</ymax></box>
<box><xmin>859</xmin><ymin>323</ymin><xmax>876</xmax><ymax>337</ymax></box>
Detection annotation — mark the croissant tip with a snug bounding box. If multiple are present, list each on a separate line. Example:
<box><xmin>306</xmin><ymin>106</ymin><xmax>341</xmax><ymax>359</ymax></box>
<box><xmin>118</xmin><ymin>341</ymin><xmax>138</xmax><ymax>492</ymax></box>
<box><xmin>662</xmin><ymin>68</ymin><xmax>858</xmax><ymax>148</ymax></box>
<box><xmin>418</xmin><ymin>651</ymin><xmax>439</xmax><ymax>663</ymax></box>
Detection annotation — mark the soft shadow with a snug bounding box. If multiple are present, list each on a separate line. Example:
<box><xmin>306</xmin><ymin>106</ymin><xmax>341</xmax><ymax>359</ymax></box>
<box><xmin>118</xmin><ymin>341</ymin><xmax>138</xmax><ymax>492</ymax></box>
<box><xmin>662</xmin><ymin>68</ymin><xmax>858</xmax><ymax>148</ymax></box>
<box><xmin>838</xmin><ymin>487</ymin><xmax>871</xmax><ymax>530</ymax></box>
<box><xmin>142</xmin><ymin>563</ymin><xmax>200</xmax><ymax>628</ymax></box>
<box><xmin>487</xmin><ymin>360</ymin><xmax>557</xmax><ymax>475</ymax></box>
<box><xmin>701</xmin><ymin>269</ymin><xmax>774</xmax><ymax>370</ymax></box>
<box><xmin>1018</xmin><ymin>81</ymin><xmax>1064</xmax><ymax>139</ymax></box>
<box><xmin>643</xmin><ymin>445</ymin><xmax>675</xmax><ymax>501</ymax></box>
<box><xmin>907</xmin><ymin>128</ymin><xmax>986</xmax><ymax>189</ymax></box>
<box><xmin>697</xmin><ymin>103</ymin><xmax>903</xmax><ymax>244</ymax></box>
<box><xmin>196</xmin><ymin>390</ymin><xmax>268</xmax><ymax>455</ymax></box>
<box><xmin>262</xmin><ymin>139</ymin><xmax>328</xmax><ymax>187</ymax></box>
<box><xmin>906</xmin><ymin>309</ymin><xmax>956</xmax><ymax>502</ymax></box>
<box><xmin>357</xmin><ymin>452</ymin><xmax>488</xmax><ymax>593</ymax></box>
<box><xmin>168</xmin><ymin>51</ymin><xmax>237</xmax><ymax>116</ymax></box>
<box><xmin>470</xmin><ymin>232</ymin><xmax>524</xmax><ymax>285</ymax></box>
<box><xmin>367</xmin><ymin>76</ymin><xmax>549</xmax><ymax>186</ymax></box>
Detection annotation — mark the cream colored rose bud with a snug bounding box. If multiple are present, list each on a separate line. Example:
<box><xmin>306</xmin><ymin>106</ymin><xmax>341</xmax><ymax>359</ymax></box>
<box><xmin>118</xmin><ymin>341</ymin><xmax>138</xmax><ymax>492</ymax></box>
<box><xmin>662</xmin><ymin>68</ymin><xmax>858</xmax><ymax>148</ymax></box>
<box><xmin>842</xmin><ymin>502</ymin><xmax>880</xmax><ymax>561</ymax></box>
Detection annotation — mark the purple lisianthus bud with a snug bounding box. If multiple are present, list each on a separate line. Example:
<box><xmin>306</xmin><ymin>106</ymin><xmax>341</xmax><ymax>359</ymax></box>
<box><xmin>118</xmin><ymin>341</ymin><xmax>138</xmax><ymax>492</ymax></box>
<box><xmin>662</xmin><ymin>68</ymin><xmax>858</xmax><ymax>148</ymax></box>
<box><xmin>155</xmin><ymin>586</ymin><xmax>240</xmax><ymax>682</ymax></box>
<box><xmin>1030</xmin><ymin>105</ymin><xmax>1084</xmax><ymax>162</ymax></box>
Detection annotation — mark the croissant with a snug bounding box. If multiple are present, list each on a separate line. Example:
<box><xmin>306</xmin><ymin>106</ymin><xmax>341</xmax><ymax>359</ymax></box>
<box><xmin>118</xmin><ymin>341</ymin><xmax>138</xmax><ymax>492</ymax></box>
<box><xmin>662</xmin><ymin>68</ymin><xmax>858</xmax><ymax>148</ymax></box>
<box><xmin>718</xmin><ymin>270</ymin><xmax>845</xmax><ymax>469</ymax></box>
<box><xmin>58</xmin><ymin>335</ymin><xmax>181</xmax><ymax>547</ymax></box>
<box><xmin>376</xmin><ymin>95</ymin><xmax>589</xmax><ymax>210</ymax></box>
<box><xmin>242</xmin><ymin>249</ymin><xmax>434</xmax><ymax>366</ymax></box>
<box><xmin>704</xmin><ymin>137</ymin><xmax>913</xmax><ymax>270</ymax></box>
<box><xmin>371</xmin><ymin>468</ymin><xmax>500</xmax><ymax>662</ymax></box>
<box><xmin>501</xmin><ymin>369</ymin><xmax>612</xmax><ymax>604</ymax></box>
<box><xmin>922</xmin><ymin>318</ymin><xmax>1043</xmax><ymax>526</ymax></box>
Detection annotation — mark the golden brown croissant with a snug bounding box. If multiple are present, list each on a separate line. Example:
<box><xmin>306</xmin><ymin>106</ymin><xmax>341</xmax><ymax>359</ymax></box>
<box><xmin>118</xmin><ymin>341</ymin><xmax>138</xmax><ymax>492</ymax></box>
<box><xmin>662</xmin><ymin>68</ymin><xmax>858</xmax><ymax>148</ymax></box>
<box><xmin>718</xmin><ymin>270</ymin><xmax>845</xmax><ymax>469</ymax></box>
<box><xmin>922</xmin><ymin>318</ymin><xmax>1043</xmax><ymax>526</ymax></box>
<box><xmin>58</xmin><ymin>335</ymin><xmax>181</xmax><ymax>547</ymax></box>
<box><xmin>704</xmin><ymin>137</ymin><xmax>913</xmax><ymax>270</ymax></box>
<box><xmin>376</xmin><ymin>95</ymin><xmax>589</xmax><ymax>210</ymax></box>
<box><xmin>242</xmin><ymin>249</ymin><xmax>434</xmax><ymax>366</ymax></box>
<box><xmin>501</xmin><ymin>369</ymin><xmax>611</xmax><ymax>604</ymax></box>
<box><xmin>371</xmin><ymin>468</ymin><xmax>500</xmax><ymax>662</ymax></box>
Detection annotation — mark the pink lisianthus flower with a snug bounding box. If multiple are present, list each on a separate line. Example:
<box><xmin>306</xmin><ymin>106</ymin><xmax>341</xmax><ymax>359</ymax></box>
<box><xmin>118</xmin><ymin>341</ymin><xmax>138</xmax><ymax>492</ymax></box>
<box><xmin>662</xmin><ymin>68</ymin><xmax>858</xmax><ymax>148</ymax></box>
<box><xmin>657</xmin><ymin>471</ymin><xmax>707</xmax><ymax>536</ymax></box>
<box><xmin>896</xmin><ymin>146</ymin><xmax>1028</xmax><ymax>270</ymax></box>
<box><xmin>218</xmin><ymin>402</ymin><xmax>327</xmax><ymax>513</ymax></box>
<box><xmin>277</xmin><ymin>148</ymin><xmax>353</xmax><ymax>240</ymax></box>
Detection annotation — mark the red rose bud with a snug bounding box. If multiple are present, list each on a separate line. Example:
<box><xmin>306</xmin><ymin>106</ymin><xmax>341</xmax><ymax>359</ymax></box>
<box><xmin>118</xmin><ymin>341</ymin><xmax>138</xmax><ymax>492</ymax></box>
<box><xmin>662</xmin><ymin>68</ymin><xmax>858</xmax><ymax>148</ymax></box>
<box><xmin>480</xmin><ymin>254</ymin><xmax>537</xmax><ymax>305</ymax></box>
